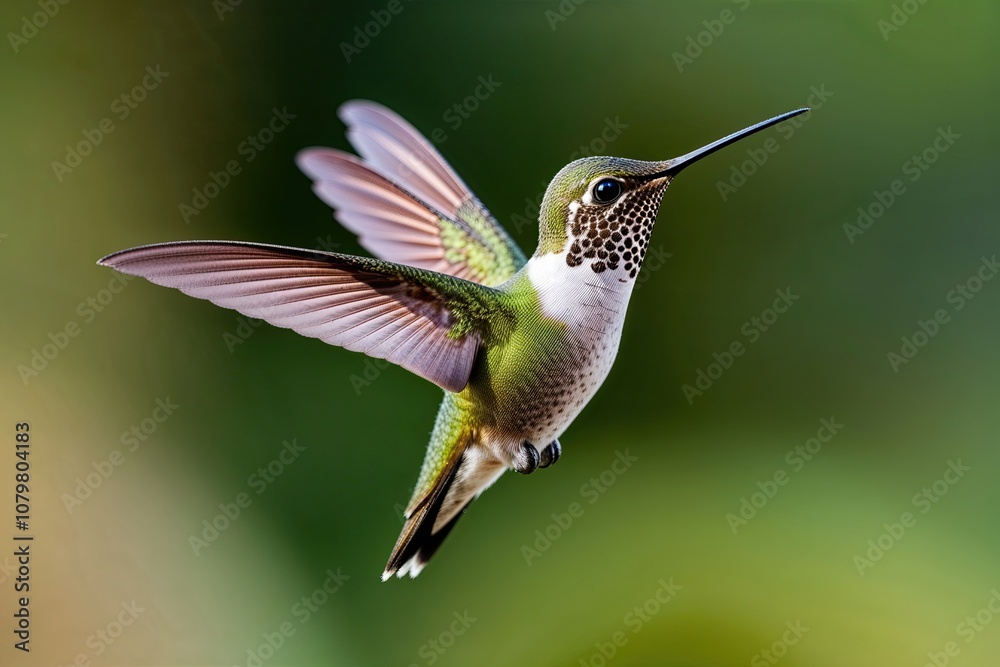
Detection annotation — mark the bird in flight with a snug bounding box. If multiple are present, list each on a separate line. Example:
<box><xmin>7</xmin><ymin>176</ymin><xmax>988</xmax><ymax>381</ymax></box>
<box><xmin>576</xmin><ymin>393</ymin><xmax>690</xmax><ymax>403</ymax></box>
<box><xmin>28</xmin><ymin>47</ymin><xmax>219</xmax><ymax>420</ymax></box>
<box><xmin>99</xmin><ymin>101</ymin><xmax>806</xmax><ymax>579</ymax></box>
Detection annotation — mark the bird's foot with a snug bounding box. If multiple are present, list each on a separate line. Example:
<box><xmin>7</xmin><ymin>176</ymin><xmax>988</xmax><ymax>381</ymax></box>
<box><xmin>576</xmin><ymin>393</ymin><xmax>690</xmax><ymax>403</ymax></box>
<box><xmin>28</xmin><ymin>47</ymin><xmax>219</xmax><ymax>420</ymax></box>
<box><xmin>538</xmin><ymin>440</ymin><xmax>561</xmax><ymax>468</ymax></box>
<box><xmin>513</xmin><ymin>440</ymin><xmax>561</xmax><ymax>474</ymax></box>
<box><xmin>513</xmin><ymin>443</ymin><xmax>540</xmax><ymax>474</ymax></box>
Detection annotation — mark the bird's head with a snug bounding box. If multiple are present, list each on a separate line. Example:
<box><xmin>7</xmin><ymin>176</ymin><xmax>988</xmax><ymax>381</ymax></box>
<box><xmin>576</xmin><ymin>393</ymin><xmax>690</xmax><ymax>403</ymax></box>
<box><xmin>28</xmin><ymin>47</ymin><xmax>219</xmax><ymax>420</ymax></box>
<box><xmin>535</xmin><ymin>108</ymin><xmax>809</xmax><ymax>279</ymax></box>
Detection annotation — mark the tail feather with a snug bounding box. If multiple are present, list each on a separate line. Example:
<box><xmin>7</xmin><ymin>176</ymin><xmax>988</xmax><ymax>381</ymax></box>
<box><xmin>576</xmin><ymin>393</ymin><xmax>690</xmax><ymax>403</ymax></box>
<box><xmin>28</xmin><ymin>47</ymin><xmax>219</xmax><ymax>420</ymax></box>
<box><xmin>383</xmin><ymin>453</ymin><xmax>466</xmax><ymax>581</ymax></box>
<box><xmin>393</xmin><ymin>505</ymin><xmax>468</xmax><ymax>580</ymax></box>
<box><xmin>382</xmin><ymin>445</ymin><xmax>507</xmax><ymax>580</ymax></box>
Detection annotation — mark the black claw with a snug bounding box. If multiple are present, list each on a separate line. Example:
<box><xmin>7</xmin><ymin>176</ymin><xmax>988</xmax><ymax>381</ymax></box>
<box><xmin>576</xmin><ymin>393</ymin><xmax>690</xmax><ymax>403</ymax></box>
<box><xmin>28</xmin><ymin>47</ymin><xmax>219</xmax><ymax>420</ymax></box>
<box><xmin>539</xmin><ymin>440</ymin><xmax>562</xmax><ymax>468</ymax></box>
<box><xmin>514</xmin><ymin>443</ymin><xmax>540</xmax><ymax>474</ymax></box>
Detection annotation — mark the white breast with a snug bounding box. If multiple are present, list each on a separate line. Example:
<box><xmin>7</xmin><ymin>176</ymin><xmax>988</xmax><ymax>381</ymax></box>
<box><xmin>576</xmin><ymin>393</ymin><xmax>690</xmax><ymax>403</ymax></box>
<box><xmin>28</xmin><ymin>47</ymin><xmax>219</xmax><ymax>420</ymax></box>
<box><xmin>525</xmin><ymin>252</ymin><xmax>634</xmax><ymax>323</ymax></box>
<box><xmin>523</xmin><ymin>252</ymin><xmax>635</xmax><ymax>443</ymax></box>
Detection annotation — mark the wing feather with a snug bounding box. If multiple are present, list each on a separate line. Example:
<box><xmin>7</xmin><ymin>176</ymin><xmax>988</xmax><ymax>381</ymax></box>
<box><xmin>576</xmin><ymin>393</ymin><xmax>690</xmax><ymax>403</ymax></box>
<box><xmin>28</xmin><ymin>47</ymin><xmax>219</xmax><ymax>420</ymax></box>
<box><xmin>297</xmin><ymin>100</ymin><xmax>527</xmax><ymax>287</ymax></box>
<box><xmin>98</xmin><ymin>241</ymin><xmax>511</xmax><ymax>393</ymax></box>
<box><xmin>340</xmin><ymin>101</ymin><xmax>467</xmax><ymax>213</ymax></box>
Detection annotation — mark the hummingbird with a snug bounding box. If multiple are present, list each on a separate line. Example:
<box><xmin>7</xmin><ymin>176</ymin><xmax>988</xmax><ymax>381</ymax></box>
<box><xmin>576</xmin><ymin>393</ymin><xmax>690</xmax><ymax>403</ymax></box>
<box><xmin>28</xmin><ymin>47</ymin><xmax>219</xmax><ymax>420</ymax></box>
<box><xmin>99</xmin><ymin>101</ymin><xmax>807</xmax><ymax>580</ymax></box>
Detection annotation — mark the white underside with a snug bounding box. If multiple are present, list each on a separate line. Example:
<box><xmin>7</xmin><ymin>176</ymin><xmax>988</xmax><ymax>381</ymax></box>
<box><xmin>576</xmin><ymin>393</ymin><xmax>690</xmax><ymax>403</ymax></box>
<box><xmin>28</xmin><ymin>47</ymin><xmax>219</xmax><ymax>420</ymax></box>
<box><xmin>523</xmin><ymin>251</ymin><xmax>635</xmax><ymax>445</ymax></box>
<box><xmin>526</xmin><ymin>251</ymin><xmax>634</xmax><ymax>320</ymax></box>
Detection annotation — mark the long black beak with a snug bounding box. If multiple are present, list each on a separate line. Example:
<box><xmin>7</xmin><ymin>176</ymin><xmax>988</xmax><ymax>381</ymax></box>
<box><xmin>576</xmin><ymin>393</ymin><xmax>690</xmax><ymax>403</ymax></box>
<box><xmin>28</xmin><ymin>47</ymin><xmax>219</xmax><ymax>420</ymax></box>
<box><xmin>652</xmin><ymin>108</ymin><xmax>810</xmax><ymax>178</ymax></box>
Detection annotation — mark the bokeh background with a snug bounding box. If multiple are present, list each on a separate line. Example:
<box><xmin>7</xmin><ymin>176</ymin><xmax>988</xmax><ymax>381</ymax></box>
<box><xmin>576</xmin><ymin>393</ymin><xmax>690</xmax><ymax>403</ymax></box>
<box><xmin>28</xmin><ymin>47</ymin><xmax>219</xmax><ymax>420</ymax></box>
<box><xmin>3</xmin><ymin>1</ymin><xmax>999</xmax><ymax>665</ymax></box>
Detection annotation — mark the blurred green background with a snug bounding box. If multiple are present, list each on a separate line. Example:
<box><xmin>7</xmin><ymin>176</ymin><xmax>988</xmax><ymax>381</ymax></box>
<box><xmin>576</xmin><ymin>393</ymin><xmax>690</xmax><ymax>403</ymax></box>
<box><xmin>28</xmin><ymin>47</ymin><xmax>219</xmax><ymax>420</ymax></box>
<box><xmin>3</xmin><ymin>1</ymin><xmax>1000</xmax><ymax>665</ymax></box>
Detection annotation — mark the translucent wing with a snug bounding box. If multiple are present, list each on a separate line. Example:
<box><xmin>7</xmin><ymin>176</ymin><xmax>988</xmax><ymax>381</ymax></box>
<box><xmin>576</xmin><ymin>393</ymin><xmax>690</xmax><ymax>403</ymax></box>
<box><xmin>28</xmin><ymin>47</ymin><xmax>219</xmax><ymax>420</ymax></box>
<box><xmin>98</xmin><ymin>241</ymin><xmax>509</xmax><ymax>393</ymax></box>
<box><xmin>297</xmin><ymin>100</ymin><xmax>526</xmax><ymax>287</ymax></box>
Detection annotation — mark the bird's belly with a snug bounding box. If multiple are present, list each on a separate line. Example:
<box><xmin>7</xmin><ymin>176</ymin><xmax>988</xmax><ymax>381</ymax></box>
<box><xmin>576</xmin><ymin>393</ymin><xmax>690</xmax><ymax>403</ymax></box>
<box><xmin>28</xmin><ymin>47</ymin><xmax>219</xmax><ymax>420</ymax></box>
<box><xmin>476</xmin><ymin>253</ymin><xmax>636</xmax><ymax>448</ymax></box>
<box><xmin>530</xmin><ymin>330</ymin><xmax>623</xmax><ymax>445</ymax></box>
<box><xmin>490</xmin><ymin>309</ymin><xmax>627</xmax><ymax>446</ymax></box>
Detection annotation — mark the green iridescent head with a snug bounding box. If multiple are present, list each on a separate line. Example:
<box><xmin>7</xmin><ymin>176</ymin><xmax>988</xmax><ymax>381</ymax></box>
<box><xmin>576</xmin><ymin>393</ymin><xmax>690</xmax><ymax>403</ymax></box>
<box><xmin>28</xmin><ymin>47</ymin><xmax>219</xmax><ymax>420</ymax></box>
<box><xmin>534</xmin><ymin>108</ymin><xmax>810</xmax><ymax>277</ymax></box>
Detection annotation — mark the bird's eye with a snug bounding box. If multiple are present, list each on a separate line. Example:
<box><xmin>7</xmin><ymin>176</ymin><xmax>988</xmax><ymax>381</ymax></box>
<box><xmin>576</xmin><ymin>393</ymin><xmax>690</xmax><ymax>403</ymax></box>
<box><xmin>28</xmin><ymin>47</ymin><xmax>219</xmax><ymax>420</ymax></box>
<box><xmin>592</xmin><ymin>178</ymin><xmax>623</xmax><ymax>204</ymax></box>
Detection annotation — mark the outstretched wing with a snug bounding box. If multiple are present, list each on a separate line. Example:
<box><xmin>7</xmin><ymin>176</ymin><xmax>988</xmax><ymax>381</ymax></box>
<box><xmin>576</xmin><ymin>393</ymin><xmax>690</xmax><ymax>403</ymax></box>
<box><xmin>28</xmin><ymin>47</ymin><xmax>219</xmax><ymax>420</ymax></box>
<box><xmin>296</xmin><ymin>100</ymin><xmax>526</xmax><ymax>287</ymax></box>
<box><xmin>98</xmin><ymin>241</ymin><xmax>511</xmax><ymax>393</ymax></box>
